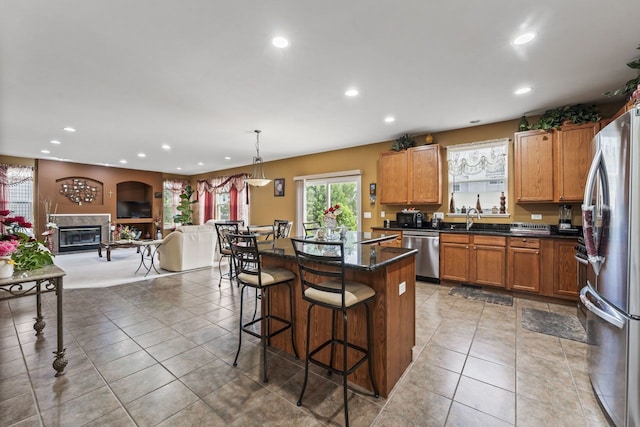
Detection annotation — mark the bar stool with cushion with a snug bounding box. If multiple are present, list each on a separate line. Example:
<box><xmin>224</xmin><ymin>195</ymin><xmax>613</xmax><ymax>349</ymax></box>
<box><xmin>214</xmin><ymin>222</ymin><xmax>240</xmax><ymax>286</ymax></box>
<box><xmin>290</xmin><ymin>238</ymin><xmax>379</xmax><ymax>426</ymax></box>
<box><xmin>227</xmin><ymin>232</ymin><xmax>299</xmax><ymax>382</ymax></box>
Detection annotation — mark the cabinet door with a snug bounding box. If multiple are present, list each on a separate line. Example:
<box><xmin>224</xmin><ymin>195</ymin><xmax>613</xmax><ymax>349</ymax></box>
<box><xmin>409</xmin><ymin>145</ymin><xmax>442</xmax><ymax>204</ymax></box>
<box><xmin>379</xmin><ymin>151</ymin><xmax>408</xmax><ymax>204</ymax></box>
<box><xmin>509</xmin><ymin>247</ymin><xmax>541</xmax><ymax>292</ymax></box>
<box><xmin>514</xmin><ymin>130</ymin><xmax>554</xmax><ymax>202</ymax></box>
<box><xmin>471</xmin><ymin>244</ymin><xmax>506</xmax><ymax>287</ymax></box>
<box><xmin>555</xmin><ymin>123</ymin><xmax>599</xmax><ymax>202</ymax></box>
<box><xmin>440</xmin><ymin>242</ymin><xmax>470</xmax><ymax>282</ymax></box>
<box><xmin>553</xmin><ymin>240</ymin><xmax>579</xmax><ymax>298</ymax></box>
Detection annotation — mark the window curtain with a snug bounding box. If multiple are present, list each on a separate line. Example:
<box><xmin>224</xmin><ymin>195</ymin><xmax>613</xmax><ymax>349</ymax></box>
<box><xmin>0</xmin><ymin>164</ymin><xmax>34</xmax><ymax>212</ymax></box>
<box><xmin>196</xmin><ymin>173</ymin><xmax>249</xmax><ymax>224</ymax></box>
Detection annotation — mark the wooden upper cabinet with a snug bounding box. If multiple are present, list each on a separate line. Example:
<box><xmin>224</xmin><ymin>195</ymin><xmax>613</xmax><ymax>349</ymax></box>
<box><xmin>555</xmin><ymin>122</ymin><xmax>599</xmax><ymax>202</ymax></box>
<box><xmin>379</xmin><ymin>145</ymin><xmax>442</xmax><ymax>205</ymax></box>
<box><xmin>379</xmin><ymin>150</ymin><xmax>408</xmax><ymax>204</ymax></box>
<box><xmin>514</xmin><ymin>130</ymin><xmax>555</xmax><ymax>202</ymax></box>
<box><xmin>409</xmin><ymin>145</ymin><xmax>442</xmax><ymax>204</ymax></box>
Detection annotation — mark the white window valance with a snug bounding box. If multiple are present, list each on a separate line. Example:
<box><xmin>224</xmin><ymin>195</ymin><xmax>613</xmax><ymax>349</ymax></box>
<box><xmin>447</xmin><ymin>138</ymin><xmax>509</xmax><ymax>177</ymax></box>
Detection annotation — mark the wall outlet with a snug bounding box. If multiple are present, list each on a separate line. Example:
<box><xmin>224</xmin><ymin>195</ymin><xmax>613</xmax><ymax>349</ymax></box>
<box><xmin>381</xmin><ymin>211</ymin><xmax>385</xmax><ymax>218</ymax></box>
<box><xmin>531</xmin><ymin>214</ymin><xmax>542</xmax><ymax>220</ymax></box>
<box><xmin>363</xmin><ymin>211</ymin><xmax>372</xmax><ymax>219</ymax></box>
<box><xmin>399</xmin><ymin>281</ymin><xmax>406</xmax><ymax>295</ymax></box>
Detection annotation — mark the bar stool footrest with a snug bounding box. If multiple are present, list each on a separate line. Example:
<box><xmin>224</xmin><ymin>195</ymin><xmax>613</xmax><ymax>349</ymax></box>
<box><xmin>308</xmin><ymin>338</ymin><xmax>370</xmax><ymax>377</ymax></box>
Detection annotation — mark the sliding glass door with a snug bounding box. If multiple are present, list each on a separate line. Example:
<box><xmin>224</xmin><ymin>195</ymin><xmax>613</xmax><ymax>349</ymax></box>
<box><xmin>304</xmin><ymin>176</ymin><xmax>360</xmax><ymax>231</ymax></box>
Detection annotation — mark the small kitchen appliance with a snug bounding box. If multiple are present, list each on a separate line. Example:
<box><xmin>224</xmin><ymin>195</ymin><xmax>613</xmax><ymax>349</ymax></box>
<box><xmin>558</xmin><ymin>204</ymin><xmax>573</xmax><ymax>230</ymax></box>
<box><xmin>396</xmin><ymin>211</ymin><xmax>421</xmax><ymax>228</ymax></box>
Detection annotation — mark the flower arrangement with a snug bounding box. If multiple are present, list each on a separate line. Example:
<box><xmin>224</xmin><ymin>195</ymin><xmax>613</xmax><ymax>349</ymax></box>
<box><xmin>323</xmin><ymin>204</ymin><xmax>342</xmax><ymax>220</ymax></box>
<box><xmin>1</xmin><ymin>210</ymin><xmax>54</xmax><ymax>271</ymax></box>
<box><xmin>0</xmin><ymin>240</ymin><xmax>19</xmax><ymax>257</ymax></box>
<box><xmin>116</xmin><ymin>225</ymin><xmax>137</xmax><ymax>241</ymax></box>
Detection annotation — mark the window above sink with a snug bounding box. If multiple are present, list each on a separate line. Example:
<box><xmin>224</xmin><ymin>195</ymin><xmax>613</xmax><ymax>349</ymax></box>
<box><xmin>446</xmin><ymin>138</ymin><xmax>510</xmax><ymax>217</ymax></box>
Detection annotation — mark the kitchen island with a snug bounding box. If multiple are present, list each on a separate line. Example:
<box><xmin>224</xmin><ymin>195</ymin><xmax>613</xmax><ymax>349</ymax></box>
<box><xmin>257</xmin><ymin>232</ymin><xmax>417</xmax><ymax>397</ymax></box>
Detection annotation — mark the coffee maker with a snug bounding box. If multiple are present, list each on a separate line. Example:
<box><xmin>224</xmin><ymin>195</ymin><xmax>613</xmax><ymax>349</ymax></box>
<box><xmin>558</xmin><ymin>204</ymin><xmax>572</xmax><ymax>230</ymax></box>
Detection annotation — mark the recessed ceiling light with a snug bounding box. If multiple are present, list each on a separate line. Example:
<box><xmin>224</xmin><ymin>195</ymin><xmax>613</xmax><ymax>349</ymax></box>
<box><xmin>345</xmin><ymin>88</ymin><xmax>359</xmax><ymax>97</ymax></box>
<box><xmin>197</xmin><ymin>162</ymin><xmax>204</xmax><ymax>166</ymax></box>
<box><xmin>515</xmin><ymin>86</ymin><xmax>532</xmax><ymax>95</ymax></box>
<box><xmin>119</xmin><ymin>159</ymin><xmax>127</xmax><ymax>164</ymax></box>
<box><xmin>176</xmin><ymin>167</ymin><xmax>182</xmax><ymax>171</ymax></box>
<box><xmin>137</xmin><ymin>153</ymin><xmax>146</xmax><ymax>158</ymax></box>
<box><xmin>470</xmin><ymin>120</ymin><xmax>481</xmax><ymax>124</ymax></box>
<box><xmin>41</xmin><ymin>149</ymin><xmax>50</xmax><ymax>154</ymax></box>
<box><xmin>384</xmin><ymin>116</ymin><xmax>395</xmax><ymax>123</ymax></box>
<box><xmin>224</xmin><ymin>156</ymin><xmax>231</xmax><ymax>160</ymax></box>
<box><xmin>272</xmin><ymin>36</ymin><xmax>289</xmax><ymax>48</ymax></box>
<box><xmin>513</xmin><ymin>33</ymin><xmax>536</xmax><ymax>45</ymax></box>
<box><xmin>63</xmin><ymin>127</ymin><xmax>76</xmax><ymax>132</ymax></box>
<box><xmin>161</xmin><ymin>144</ymin><xmax>171</xmax><ymax>150</ymax></box>
<box><xmin>50</xmin><ymin>140</ymin><xmax>61</xmax><ymax>144</ymax></box>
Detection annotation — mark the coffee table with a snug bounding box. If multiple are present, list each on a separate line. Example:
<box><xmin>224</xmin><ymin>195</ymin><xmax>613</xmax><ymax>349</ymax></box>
<box><xmin>98</xmin><ymin>240</ymin><xmax>140</xmax><ymax>261</ymax></box>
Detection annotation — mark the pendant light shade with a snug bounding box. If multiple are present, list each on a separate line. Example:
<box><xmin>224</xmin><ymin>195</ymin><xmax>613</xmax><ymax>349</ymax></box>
<box><xmin>245</xmin><ymin>129</ymin><xmax>271</xmax><ymax>187</ymax></box>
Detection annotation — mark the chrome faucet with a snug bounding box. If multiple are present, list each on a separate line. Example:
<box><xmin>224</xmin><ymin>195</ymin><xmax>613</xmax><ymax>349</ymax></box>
<box><xmin>466</xmin><ymin>208</ymin><xmax>481</xmax><ymax>230</ymax></box>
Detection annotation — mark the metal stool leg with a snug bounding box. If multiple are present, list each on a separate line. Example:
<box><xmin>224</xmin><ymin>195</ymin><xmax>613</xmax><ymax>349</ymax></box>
<box><xmin>233</xmin><ymin>285</ymin><xmax>246</xmax><ymax>367</ymax></box>
<box><xmin>343</xmin><ymin>310</ymin><xmax>350</xmax><ymax>427</ymax></box>
<box><xmin>288</xmin><ymin>282</ymin><xmax>299</xmax><ymax>359</ymax></box>
<box><xmin>297</xmin><ymin>304</ymin><xmax>314</xmax><ymax>406</ymax></box>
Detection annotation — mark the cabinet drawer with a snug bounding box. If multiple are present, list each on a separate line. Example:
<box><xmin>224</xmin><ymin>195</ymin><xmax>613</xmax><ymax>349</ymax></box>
<box><xmin>440</xmin><ymin>233</ymin><xmax>470</xmax><ymax>244</ymax></box>
<box><xmin>509</xmin><ymin>237</ymin><xmax>540</xmax><ymax>249</ymax></box>
<box><xmin>472</xmin><ymin>235</ymin><xmax>506</xmax><ymax>246</ymax></box>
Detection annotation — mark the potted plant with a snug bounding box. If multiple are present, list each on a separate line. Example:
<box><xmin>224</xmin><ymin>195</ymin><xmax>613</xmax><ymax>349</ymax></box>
<box><xmin>527</xmin><ymin>104</ymin><xmax>601</xmax><ymax>130</ymax></box>
<box><xmin>173</xmin><ymin>185</ymin><xmax>198</xmax><ymax>225</ymax></box>
<box><xmin>391</xmin><ymin>133</ymin><xmax>416</xmax><ymax>151</ymax></box>
<box><xmin>605</xmin><ymin>44</ymin><xmax>640</xmax><ymax>99</ymax></box>
<box><xmin>1</xmin><ymin>210</ymin><xmax>54</xmax><ymax>273</ymax></box>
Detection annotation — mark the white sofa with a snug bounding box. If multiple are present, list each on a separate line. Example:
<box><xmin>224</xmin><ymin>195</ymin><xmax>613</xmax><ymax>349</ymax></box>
<box><xmin>157</xmin><ymin>224</ymin><xmax>217</xmax><ymax>272</ymax></box>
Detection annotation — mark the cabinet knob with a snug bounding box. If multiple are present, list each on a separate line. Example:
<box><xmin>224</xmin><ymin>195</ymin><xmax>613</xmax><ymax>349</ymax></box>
<box><xmin>559</xmin><ymin>195</ymin><xmax>563</xmax><ymax>200</ymax></box>
<box><xmin>465</xmin><ymin>246</ymin><xmax>469</xmax><ymax>249</ymax></box>
<box><xmin>522</xmin><ymin>239</ymin><xmax>527</xmax><ymax>242</ymax></box>
<box><xmin>473</xmin><ymin>246</ymin><xmax>477</xmax><ymax>250</ymax></box>
<box><xmin>536</xmin><ymin>251</ymin><xmax>540</xmax><ymax>255</ymax></box>
<box><xmin>543</xmin><ymin>136</ymin><xmax>549</xmax><ymax>140</ymax></box>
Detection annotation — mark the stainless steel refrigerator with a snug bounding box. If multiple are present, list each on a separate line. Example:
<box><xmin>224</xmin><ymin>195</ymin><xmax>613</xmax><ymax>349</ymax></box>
<box><xmin>581</xmin><ymin>105</ymin><xmax>640</xmax><ymax>427</ymax></box>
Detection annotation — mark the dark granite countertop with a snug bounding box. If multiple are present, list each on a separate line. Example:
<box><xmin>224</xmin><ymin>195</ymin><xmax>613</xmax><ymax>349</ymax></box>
<box><xmin>372</xmin><ymin>222</ymin><xmax>581</xmax><ymax>240</ymax></box>
<box><xmin>258</xmin><ymin>232</ymin><xmax>417</xmax><ymax>271</ymax></box>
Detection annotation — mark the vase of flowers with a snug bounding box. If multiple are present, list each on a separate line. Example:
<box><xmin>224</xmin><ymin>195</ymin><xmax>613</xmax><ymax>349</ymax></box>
<box><xmin>1</xmin><ymin>210</ymin><xmax>54</xmax><ymax>273</ymax></box>
<box><xmin>116</xmin><ymin>225</ymin><xmax>136</xmax><ymax>242</ymax></box>
<box><xmin>0</xmin><ymin>240</ymin><xmax>19</xmax><ymax>278</ymax></box>
<box><xmin>323</xmin><ymin>204</ymin><xmax>341</xmax><ymax>240</ymax></box>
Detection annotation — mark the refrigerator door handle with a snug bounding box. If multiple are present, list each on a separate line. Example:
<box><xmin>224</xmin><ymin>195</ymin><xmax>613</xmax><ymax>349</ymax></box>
<box><xmin>582</xmin><ymin>148</ymin><xmax>608</xmax><ymax>275</ymax></box>
<box><xmin>579</xmin><ymin>282</ymin><xmax>626</xmax><ymax>329</ymax></box>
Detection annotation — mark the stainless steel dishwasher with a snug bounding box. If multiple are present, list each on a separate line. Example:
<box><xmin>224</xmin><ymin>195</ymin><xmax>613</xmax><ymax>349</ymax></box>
<box><xmin>402</xmin><ymin>230</ymin><xmax>439</xmax><ymax>281</ymax></box>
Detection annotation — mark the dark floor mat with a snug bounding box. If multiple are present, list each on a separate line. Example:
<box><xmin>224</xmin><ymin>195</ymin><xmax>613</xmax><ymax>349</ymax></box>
<box><xmin>448</xmin><ymin>286</ymin><xmax>514</xmax><ymax>306</ymax></box>
<box><xmin>521</xmin><ymin>308</ymin><xmax>587</xmax><ymax>343</ymax></box>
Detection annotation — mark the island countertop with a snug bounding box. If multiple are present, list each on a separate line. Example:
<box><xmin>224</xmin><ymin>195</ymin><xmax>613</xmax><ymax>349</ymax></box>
<box><xmin>258</xmin><ymin>231</ymin><xmax>417</xmax><ymax>271</ymax></box>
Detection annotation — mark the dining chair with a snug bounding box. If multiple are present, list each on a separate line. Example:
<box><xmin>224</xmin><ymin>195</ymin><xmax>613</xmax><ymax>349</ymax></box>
<box><xmin>290</xmin><ymin>237</ymin><xmax>379</xmax><ymax>426</ymax></box>
<box><xmin>247</xmin><ymin>224</ymin><xmax>276</xmax><ymax>241</ymax></box>
<box><xmin>302</xmin><ymin>221</ymin><xmax>321</xmax><ymax>238</ymax></box>
<box><xmin>274</xmin><ymin>219</ymin><xmax>291</xmax><ymax>238</ymax></box>
<box><xmin>227</xmin><ymin>232</ymin><xmax>298</xmax><ymax>382</ymax></box>
<box><xmin>214</xmin><ymin>222</ymin><xmax>240</xmax><ymax>286</ymax></box>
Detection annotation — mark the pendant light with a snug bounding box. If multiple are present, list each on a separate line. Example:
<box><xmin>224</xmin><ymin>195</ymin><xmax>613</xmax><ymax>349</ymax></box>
<box><xmin>245</xmin><ymin>129</ymin><xmax>271</xmax><ymax>187</ymax></box>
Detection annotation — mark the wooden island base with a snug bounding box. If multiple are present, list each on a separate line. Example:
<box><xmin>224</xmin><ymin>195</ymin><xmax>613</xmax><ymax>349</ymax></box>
<box><xmin>261</xmin><ymin>249</ymin><xmax>416</xmax><ymax>397</ymax></box>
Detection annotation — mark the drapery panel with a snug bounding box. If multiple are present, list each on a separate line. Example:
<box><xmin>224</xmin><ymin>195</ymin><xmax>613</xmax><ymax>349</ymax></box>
<box><xmin>197</xmin><ymin>173</ymin><xmax>249</xmax><ymax>224</ymax></box>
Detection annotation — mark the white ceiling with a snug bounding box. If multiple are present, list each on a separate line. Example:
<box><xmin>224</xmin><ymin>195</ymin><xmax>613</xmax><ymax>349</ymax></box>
<box><xmin>1</xmin><ymin>1</ymin><xmax>638</xmax><ymax>175</ymax></box>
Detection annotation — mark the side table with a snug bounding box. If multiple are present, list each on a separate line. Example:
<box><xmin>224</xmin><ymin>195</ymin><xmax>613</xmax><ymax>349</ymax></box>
<box><xmin>0</xmin><ymin>265</ymin><xmax>67</xmax><ymax>376</ymax></box>
<box><xmin>132</xmin><ymin>239</ymin><xmax>164</xmax><ymax>276</ymax></box>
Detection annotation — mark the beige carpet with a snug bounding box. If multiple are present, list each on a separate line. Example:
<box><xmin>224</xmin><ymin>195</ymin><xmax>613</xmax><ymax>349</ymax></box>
<box><xmin>53</xmin><ymin>248</ymin><xmax>187</xmax><ymax>289</ymax></box>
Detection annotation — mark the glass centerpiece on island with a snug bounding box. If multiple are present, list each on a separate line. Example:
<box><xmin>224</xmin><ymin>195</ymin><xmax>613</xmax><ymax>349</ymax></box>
<box><xmin>323</xmin><ymin>204</ymin><xmax>342</xmax><ymax>240</ymax></box>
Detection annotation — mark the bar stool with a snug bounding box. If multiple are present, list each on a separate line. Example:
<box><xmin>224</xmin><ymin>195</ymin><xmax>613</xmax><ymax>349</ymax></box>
<box><xmin>227</xmin><ymin>232</ymin><xmax>298</xmax><ymax>382</ymax></box>
<box><xmin>290</xmin><ymin>238</ymin><xmax>379</xmax><ymax>426</ymax></box>
<box><xmin>214</xmin><ymin>222</ymin><xmax>240</xmax><ymax>286</ymax></box>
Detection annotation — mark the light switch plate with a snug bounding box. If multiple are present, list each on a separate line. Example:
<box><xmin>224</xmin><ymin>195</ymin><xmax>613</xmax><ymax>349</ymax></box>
<box><xmin>531</xmin><ymin>214</ymin><xmax>542</xmax><ymax>220</ymax></box>
<box><xmin>380</xmin><ymin>211</ymin><xmax>385</xmax><ymax>217</ymax></box>
<box><xmin>363</xmin><ymin>212</ymin><xmax>372</xmax><ymax>218</ymax></box>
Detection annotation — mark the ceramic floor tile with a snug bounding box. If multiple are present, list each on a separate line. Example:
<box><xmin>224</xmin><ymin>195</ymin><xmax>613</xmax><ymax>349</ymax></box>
<box><xmin>40</xmin><ymin>385</ymin><xmax>122</xmax><ymax>427</ymax></box>
<box><xmin>445</xmin><ymin>401</ymin><xmax>513</xmax><ymax>427</ymax></box>
<box><xmin>454</xmin><ymin>376</ymin><xmax>515</xmax><ymax>424</ymax></box>
<box><xmin>160</xmin><ymin>345</ymin><xmax>217</xmax><ymax>377</ymax></box>
<box><xmin>416</xmin><ymin>343</ymin><xmax>467</xmax><ymax>373</ymax></box>
<box><xmin>110</xmin><ymin>363</ymin><xmax>175</xmax><ymax>403</ymax></box>
<box><xmin>462</xmin><ymin>356</ymin><xmax>515</xmax><ymax>392</ymax></box>
<box><xmin>125</xmin><ymin>380</ymin><xmax>200</xmax><ymax>426</ymax></box>
<box><xmin>0</xmin><ymin>391</ymin><xmax>38</xmax><ymax>426</ymax></box>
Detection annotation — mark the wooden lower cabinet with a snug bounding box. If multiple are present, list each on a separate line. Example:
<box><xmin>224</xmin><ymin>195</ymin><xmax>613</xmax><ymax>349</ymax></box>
<box><xmin>440</xmin><ymin>234</ymin><xmax>470</xmax><ymax>282</ymax></box>
<box><xmin>552</xmin><ymin>240</ymin><xmax>579</xmax><ymax>298</ymax></box>
<box><xmin>440</xmin><ymin>234</ymin><xmax>505</xmax><ymax>288</ymax></box>
<box><xmin>508</xmin><ymin>240</ymin><xmax>541</xmax><ymax>293</ymax></box>
<box><xmin>472</xmin><ymin>236</ymin><xmax>506</xmax><ymax>287</ymax></box>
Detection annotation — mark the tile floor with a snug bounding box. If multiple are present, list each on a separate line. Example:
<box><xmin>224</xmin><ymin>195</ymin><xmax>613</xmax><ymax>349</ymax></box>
<box><xmin>0</xmin><ymin>266</ymin><xmax>611</xmax><ymax>426</ymax></box>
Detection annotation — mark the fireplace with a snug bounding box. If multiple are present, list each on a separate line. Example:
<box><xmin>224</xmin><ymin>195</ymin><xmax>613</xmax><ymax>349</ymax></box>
<box><xmin>58</xmin><ymin>225</ymin><xmax>102</xmax><ymax>253</ymax></box>
<box><xmin>50</xmin><ymin>214</ymin><xmax>111</xmax><ymax>253</ymax></box>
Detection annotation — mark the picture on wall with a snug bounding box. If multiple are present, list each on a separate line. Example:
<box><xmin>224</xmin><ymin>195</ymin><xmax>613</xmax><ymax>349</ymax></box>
<box><xmin>274</xmin><ymin>178</ymin><xmax>285</xmax><ymax>197</ymax></box>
